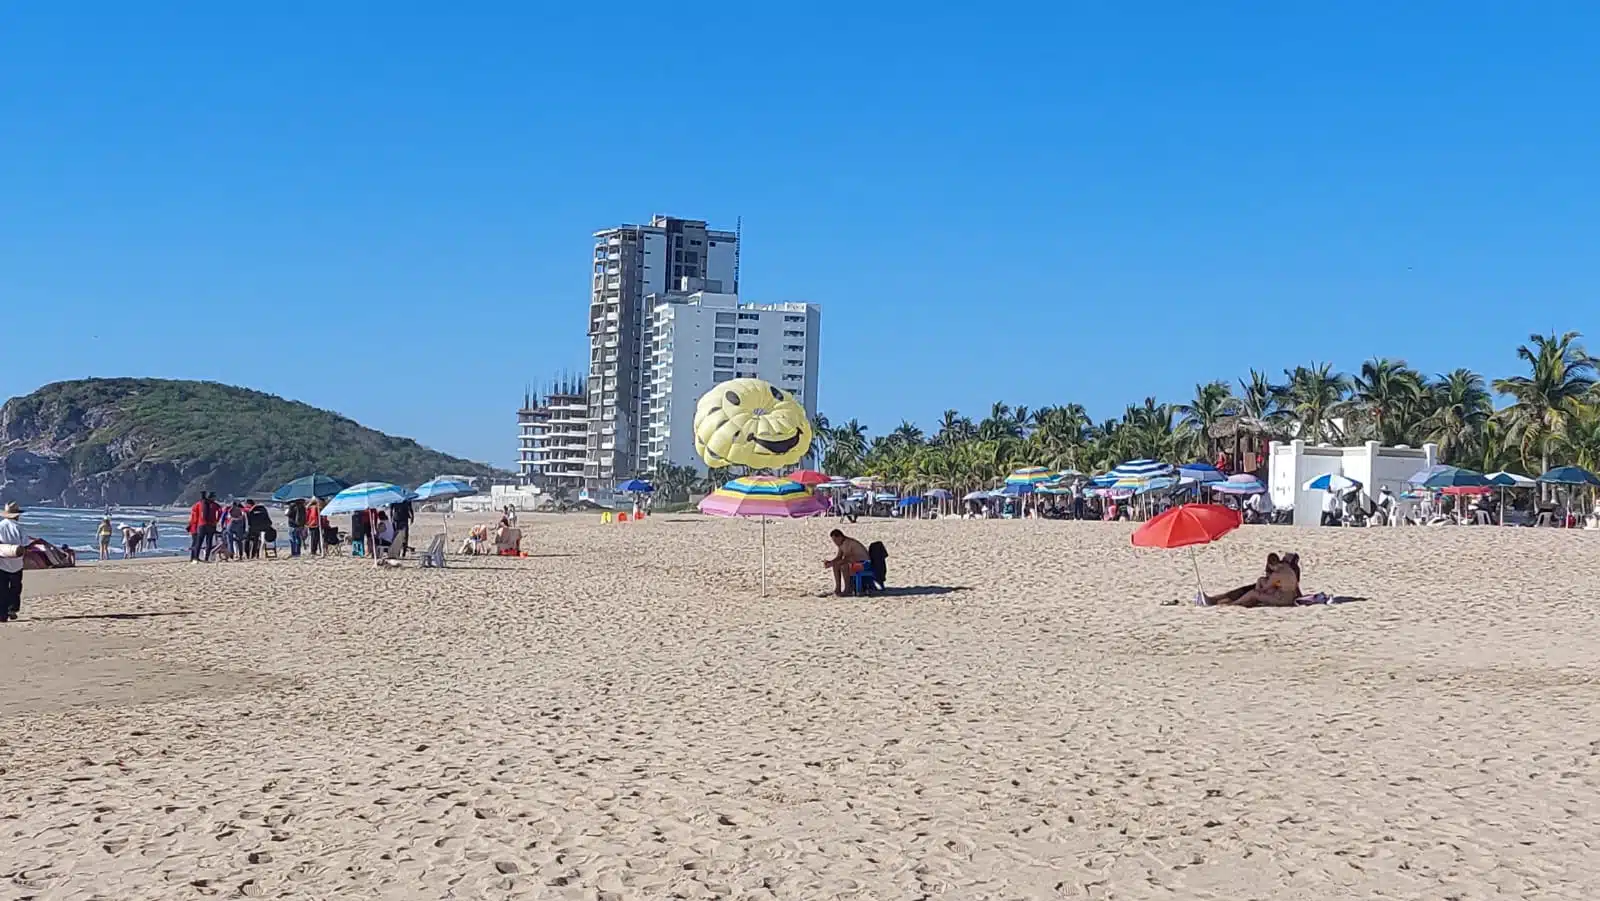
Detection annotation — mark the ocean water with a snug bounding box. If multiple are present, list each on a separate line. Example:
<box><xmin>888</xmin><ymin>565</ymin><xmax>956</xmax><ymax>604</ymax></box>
<box><xmin>14</xmin><ymin>506</ymin><xmax>189</xmax><ymax>559</ymax></box>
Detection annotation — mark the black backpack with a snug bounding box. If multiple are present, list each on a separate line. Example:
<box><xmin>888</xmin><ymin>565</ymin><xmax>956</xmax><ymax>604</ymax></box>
<box><xmin>866</xmin><ymin>541</ymin><xmax>888</xmax><ymax>589</ymax></box>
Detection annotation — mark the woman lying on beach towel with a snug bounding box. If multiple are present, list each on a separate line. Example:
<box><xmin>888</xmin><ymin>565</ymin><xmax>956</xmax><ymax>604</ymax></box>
<box><xmin>1199</xmin><ymin>552</ymin><xmax>1301</xmax><ymax>607</ymax></box>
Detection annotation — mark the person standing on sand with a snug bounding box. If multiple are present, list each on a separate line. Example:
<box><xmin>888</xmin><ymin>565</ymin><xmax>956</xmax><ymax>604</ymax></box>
<box><xmin>306</xmin><ymin>499</ymin><xmax>322</xmax><ymax>556</ymax></box>
<box><xmin>97</xmin><ymin>516</ymin><xmax>113</xmax><ymax>561</ymax></box>
<box><xmin>144</xmin><ymin>519</ymin><xmax>159</xmax><ymax>549</ymax></box>
<box><xmin>0</xmin><ymin>502</ymin><xmax>28</xmax><ymax>621</ymax></box>
<box><xmin>188</xmin><ymin>491</ymin><xmax>220</xmax><ymax>562</ymax></box>
<box><xmin>388</xmin><ymin>497</ymin><xmax>413</xmax><ymax>561</ymax></box>
<box><xmin>286</xmin><ymin>499</ymin><xmax>307</xmax><ymax>557</ymax></box>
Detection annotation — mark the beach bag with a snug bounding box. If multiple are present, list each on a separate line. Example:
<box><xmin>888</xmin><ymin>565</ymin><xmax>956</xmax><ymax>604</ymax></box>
<box><xmin>264</xmin><ymin>527</ymin><xmax>278</xmax><ymax>543</ymax></box>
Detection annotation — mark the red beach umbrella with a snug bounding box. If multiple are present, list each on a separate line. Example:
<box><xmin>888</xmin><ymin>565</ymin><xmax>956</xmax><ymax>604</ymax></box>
<box><xmin>1132</xmin><ymin>503</ymin><xmax>1243</xmax><ymax>596</ymax></box>
<box><xmin>1132</xmin><ymin>503</ymin><xmax>1242</xmax><ymax>549</ymax></box>
<box><xmin>788</xmin><ymin>469</ymin><xmax>830</xmax><ymax>488</ymax></box>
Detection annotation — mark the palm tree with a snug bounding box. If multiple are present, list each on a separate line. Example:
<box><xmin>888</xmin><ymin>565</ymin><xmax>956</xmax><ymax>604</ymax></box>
<box><xmin>821</xmin><ymin>418</ymin><xmax>869</xmax><ymax>476</ymax></box>
<box><xmin>1492</xmin><ymin>331</ymin><xmax>1597</xmax><ymax>474</ymax></box>
<box><xmin>1281</xmin><ymin>363</ymin><xmax>1351</xmax><ymax>443</ymax></box>
<box><xmin>1176</xmin><ymin>380</ymin><xmax>1240</xmax><ymax>460</ymax></box>
<box><xmin>889</xmin><ymin>420</ymin><xmax>924</xmax><ymax>448</ymax></box>
<box><xmin>1553</xmin><ymin>405</ymin><xmax>1600</xmax><ymax>472</ymax></box>
<box><xmin>1423</xmin><ymin>369</ymin><xmax>1492</xmax><ymax>464</ymax></box>
<box><xmin>1352</xmin><ymin>357</ymin><xmax>1427</xmax><ymax>445</ymax></box>
<box><xmin>978</xmin><ymin>402</ymin><xmax>1022</xmax><ymax>441</ymax></box>
<box><xmin>1239</xmin><ymin>369</ymin><xmax>1280</xmax><ymax>422</ymax></box>
<box><xmin>935</xmin><ymin>410</ymin><xmax>974</xmax><ymax>446</ymax></box>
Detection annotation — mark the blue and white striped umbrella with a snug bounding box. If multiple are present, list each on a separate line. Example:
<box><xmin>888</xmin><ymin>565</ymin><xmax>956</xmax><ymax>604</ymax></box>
<box><xmin>412</xmin><ymin>477</ymin><xmax>478</xmax><ymax>502</ymax></box>
<box><xmin>1177</xmin><ymin>462</ymin><xmax>1225</xmax><ymax>484</ymax></box>
<box><xmin>1303</xmin><ymin>473</ymin><xmax>1360</xmax><ymax>492</ymax></box>
<box><xmin>1109</xmin><ymin>459</ymin><xmax>1176</xmax><ymax>482</ymax></box>
<box><xmin>322</xmin><ymin>481</ymin><xmax>416</xmax><ymax>516</ymax></box>
<box><xmin>1212</xmin><ymin>475</ymin><xmax>1266</xmax><ymax>495</ymax></box>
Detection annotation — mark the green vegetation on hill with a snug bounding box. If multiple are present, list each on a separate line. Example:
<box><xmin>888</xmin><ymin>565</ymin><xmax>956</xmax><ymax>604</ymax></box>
<box><xmin>1</xmin><ymin>378</ymin><xmax>505</xmax><ymax>504</ymax></box>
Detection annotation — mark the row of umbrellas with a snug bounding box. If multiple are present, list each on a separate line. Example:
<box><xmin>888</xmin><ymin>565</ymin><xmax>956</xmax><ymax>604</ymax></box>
<box><xmin>269</xmin><ymin>473</ymin><xmax>479</xmax><ymax>516</ymax></box>
<box><xmin>1302</xmin><ymin>465</ymin><xmax>1600</xmax><ymax>495</ymax></box>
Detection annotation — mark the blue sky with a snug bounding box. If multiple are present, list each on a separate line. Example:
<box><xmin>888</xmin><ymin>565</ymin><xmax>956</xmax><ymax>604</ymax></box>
<box><xmin>3</xmin><ymin>4</ymin><xmax>1596</xmax><ymax>466</ymax></box>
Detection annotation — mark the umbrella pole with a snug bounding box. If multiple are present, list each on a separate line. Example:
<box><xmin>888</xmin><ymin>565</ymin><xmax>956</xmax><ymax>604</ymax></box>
<box><xmin>1189</xmin><ymin>547</ymin><xmax>1206</xmax><ymax>596</ymax></box>
<box><xmin>760</xmin><ymin>516</ymin><xmax>768</xmax><ymax>597</ymax></box>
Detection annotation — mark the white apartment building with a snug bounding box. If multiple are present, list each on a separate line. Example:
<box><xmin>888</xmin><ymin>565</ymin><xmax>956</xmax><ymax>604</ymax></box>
<box><xmin>585</xmin><ymin>215</ymin><xmax>738</xmax><ymax>490</ymax></box>
<box><xmin>517</xmin><ymin>382</ymin><xmax>588</xmax><ymax>495</ymax></box>
<box><xmin>645</xmin><ymin>291</ymin><xmax>821</xmax><ymax>473</ymax></box>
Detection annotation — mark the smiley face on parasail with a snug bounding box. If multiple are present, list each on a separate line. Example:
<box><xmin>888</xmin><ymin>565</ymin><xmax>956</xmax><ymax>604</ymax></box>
<box><xmin>693</xmin><ymin>378</ymin><xmax>814</xmax><ymax>469</ymax></box>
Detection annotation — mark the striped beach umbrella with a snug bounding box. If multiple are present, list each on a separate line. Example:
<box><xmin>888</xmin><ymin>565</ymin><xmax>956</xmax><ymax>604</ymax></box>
<box><xmin>1417</xmin><ymin>466</ymin><xmax>1490</xmax><ymax>490</ymax></box>
<box><xmin>699</xmin><ymin>476</ymin><xmax>826</xmax><ymax>596</ymax></box>
<box><xmin>1108</xmin><ymin>459</ymin><xmax>1176</xmax><ymax>482</ymax></box>
<box><xmin>1005</xmin><ymin>466</ymin><xmax>1054</xmax><ymax>486</ymax></box>
<box><xmin>412</xmin><ymin>477</ymin><xmax>478</xmax><ymax>502</ymax></box>
<box><xmin>322</xmin><ymin>482</ymin><xmax>416</xmax><ymax>516</ymax></box>
<box><xmin>1211</xmin><ymin>474</ymin><xmax>1266</xmax><ymax>495</ymax></box>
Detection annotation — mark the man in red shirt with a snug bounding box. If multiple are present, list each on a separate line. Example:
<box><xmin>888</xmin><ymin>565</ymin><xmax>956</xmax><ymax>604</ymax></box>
<box><xmin>187</xmin><ymin>492</ymin><xmax>221</xmax><ymax>562</ymax></box>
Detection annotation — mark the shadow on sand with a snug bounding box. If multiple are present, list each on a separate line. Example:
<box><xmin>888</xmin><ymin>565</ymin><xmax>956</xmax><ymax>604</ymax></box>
<box><xmin>30</xmin><ymin>610</ymin><xmax>198</xmax><ymax>622</ymax></box>
<box><xmin>867</xmin><ymin>586</ymin><xmax>973</xmax><ymax>598</ymax></box>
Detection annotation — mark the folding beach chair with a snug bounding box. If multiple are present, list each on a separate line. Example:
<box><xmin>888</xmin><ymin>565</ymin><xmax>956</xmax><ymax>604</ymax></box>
<box><xmin>419</xmin><ymin>533</ymin><xmax>446</xmax><ymax>568</ymax></box>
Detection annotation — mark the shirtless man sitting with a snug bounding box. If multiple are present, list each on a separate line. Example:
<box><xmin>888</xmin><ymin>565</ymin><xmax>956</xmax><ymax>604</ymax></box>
<box><xmin>823</xmin><ymin>529</ymin><xmax>871</xmax><ymax>596</ymax></box>
<box><xmin>1203</xmin><ymin>552</ymin><xmax>1301</xmax><ymax>607</ymax></box>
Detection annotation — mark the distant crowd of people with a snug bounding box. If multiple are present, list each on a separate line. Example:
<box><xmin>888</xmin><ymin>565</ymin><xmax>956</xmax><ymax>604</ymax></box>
<box><xmin>182</xmin><ymin>492</ymin><xmax>415</xmax><ymax>563</ymax></box>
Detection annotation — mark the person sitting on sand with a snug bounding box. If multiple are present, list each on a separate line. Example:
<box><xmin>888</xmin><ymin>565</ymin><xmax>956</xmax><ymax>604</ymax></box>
<box><xmin>1201</xmin><ymin>552</ymin><xmax>1302</xmax><ymax>607</ymax></box>
<box><xmin>823</xmin><ymin>528</ymin><xmax>871</xmax><ymax>596</ymax></box>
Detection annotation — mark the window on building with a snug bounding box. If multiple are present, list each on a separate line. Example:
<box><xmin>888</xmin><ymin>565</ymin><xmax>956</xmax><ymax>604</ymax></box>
<box><xmin>715</xmin><ymin>327</ymin><xmax>735</xmax><ymax>340</ymax></box>
<box><xmin>737</xmin><ymin>342</ymin><xmax>756</xmax><ymax>349</ymax></box>
<box><xmin>737</xmin><ymin>327</ymin><xmax>759</xmax><ymax>335</ymax></box>
<box><xmin>736</xmin><ymin>356</ymin><xmax>758</xmax><ymax>364</ymax></box>
<box><xmin>785</xmin><ymin>359</ymin><xmax>802</xmax><ymax>367</ymax></box>
<box><xmin>714</xmin><ymin>370</ymin><xmax>734</xmax><ymax>381</ymax></box>
<box><xmin>713</xmin><ymin>355</ymin><xmax>735</xmax><ymax>368</ymax></box>
<box><xmin>783</xmin><ymin>374</ymin><xmax>802</xmax><ymax>383</ymax></box>
<box><xmin>738</xmin><ymin>312</ymin><xmax>759</xmax><ymax>320</ymax></box>
<box><xmin>714</xmin><ymin>341</ymin><xmax>735</xmax><ymax>354</ymax></box>
<box><xmin>784</xmin><ymin>344</ymin><xmax>804</xmax><ymax>352</ymax></box>
<box><xmin>684</xmin><ymin>251</ymin><xmax>698</xmax><ymax>263</ymax></box>
<box><xmin>783</xmin><ymin>329</ymin><xmax>803</xmax><ymax>337</ymax></box>
<box><xmin>785</xmin><ymin>315</ymin><xmax>805</xmax><ymax>323</ymax></box>
<box><xmin>715</xmin><ymin>312</ymin><xmax>735</xmax><ymax>324</ymax></box>
<box><xmin>689</xmin><ymin>239</ymin><xmax>702</xmax><ymax>246</ymax></box>
<box><xmin>674</xmin><ymin>250</ymin><xmax>683</xmax><ymax>262</ymax></box>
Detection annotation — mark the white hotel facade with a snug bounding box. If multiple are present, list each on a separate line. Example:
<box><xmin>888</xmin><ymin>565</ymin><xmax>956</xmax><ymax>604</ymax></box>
<box><xmin>645</xmin><ymin>291</ymin><xmax>821</xmax><ymax>474</ymax></box>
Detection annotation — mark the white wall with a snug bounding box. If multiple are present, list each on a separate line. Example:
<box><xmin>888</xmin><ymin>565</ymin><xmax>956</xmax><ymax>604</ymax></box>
<box><xmin>1269</xmin><ymin>440</ymin><xmax>1438</xmax><ymax>527</ymax></box>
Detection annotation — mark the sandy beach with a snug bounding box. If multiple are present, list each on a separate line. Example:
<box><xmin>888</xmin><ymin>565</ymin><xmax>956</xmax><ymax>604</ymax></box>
<box><xmin>3</xmin><ymin>514</ymin><xmax>1598</xmax><ymax>899</ymax></box>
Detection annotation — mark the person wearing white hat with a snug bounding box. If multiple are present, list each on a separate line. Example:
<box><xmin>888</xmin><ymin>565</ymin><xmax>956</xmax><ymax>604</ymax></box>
<box><xmin>0</xmin><ymin>501</ymin><xmax>27</xmax><ymax>622</ymax></box>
